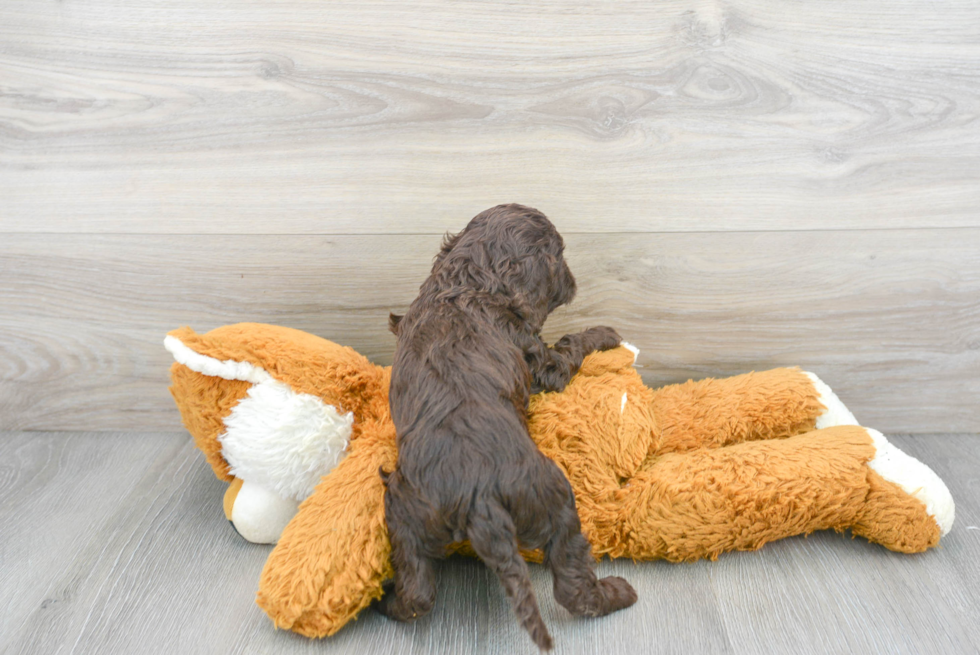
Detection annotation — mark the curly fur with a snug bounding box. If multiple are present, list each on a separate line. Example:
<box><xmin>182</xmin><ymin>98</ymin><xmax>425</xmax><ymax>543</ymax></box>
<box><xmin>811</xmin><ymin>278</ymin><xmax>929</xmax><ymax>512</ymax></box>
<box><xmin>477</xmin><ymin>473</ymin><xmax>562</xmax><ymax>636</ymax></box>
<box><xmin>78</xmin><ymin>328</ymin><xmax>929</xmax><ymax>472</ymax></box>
<box><xmin>377</xmin><ymin>204</ymin><xmax>637</xmax><ymax>650</ymax></box>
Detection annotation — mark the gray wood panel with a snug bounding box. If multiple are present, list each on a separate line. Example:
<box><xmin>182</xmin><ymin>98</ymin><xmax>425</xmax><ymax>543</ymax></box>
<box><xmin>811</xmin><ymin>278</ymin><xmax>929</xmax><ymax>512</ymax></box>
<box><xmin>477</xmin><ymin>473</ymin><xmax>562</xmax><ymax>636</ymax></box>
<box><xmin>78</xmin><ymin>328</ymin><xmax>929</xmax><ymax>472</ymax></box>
<box><xmin>1</xmin><ymin>432</ymin><xmax>977</xmax><ymax>654</ymax></box>
<box><xmin>2</xmin><ymin>230</ymin><xmax>978</xmax><ymax>432</ymax></box>
<box><xmin>2</xmin><ymin>0</ymin><xmax>979</xmax><ymax>233</ymax></box>
<box><xmin>0</xmin><ymin>432</ymin><xmax>188</xmax><ymax>649</ymax></box>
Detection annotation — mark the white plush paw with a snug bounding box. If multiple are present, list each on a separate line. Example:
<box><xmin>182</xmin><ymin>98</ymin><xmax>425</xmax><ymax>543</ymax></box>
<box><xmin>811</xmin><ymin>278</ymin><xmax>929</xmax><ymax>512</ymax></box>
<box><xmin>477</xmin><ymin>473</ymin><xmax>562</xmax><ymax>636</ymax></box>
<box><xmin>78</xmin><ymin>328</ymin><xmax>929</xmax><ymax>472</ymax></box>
<box><xmin>231</xmin><ymin>480</ymin><xmax>300</xmax><ymax>544</ymax></box>
<box><xmin>867</xmin><ymin>429</ymin><xmax>955</xmax><ymax>536</ymax></box>
<box><xmin>803</xmin><ymin>371</ymin><xmax>859</xmax><ymax>428</ymax></box>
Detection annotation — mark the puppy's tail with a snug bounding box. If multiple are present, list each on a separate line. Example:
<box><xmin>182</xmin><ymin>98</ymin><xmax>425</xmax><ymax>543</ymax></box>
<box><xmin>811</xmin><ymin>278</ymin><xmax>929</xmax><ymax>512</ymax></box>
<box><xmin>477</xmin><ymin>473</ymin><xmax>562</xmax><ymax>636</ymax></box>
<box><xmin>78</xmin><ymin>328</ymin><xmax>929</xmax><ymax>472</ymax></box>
<box><xmin>467</xmin><ymin>500</ymin><xmax>553</xmax><ymax>651</ymax></box>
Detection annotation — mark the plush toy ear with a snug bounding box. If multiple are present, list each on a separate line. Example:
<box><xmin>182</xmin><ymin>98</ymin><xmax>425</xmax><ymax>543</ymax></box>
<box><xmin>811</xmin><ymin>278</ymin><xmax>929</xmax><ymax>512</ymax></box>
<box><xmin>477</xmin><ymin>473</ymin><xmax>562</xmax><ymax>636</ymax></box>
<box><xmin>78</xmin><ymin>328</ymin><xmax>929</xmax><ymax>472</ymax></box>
<box><xmin>577</xmin><ymin>344</ymin><xmax>639</xmax><ymax>378</ymax></box>
<box><xmin>256</xmin><ymin>419</ymin><xmax>397</xmax><ymax>637</ymax></box>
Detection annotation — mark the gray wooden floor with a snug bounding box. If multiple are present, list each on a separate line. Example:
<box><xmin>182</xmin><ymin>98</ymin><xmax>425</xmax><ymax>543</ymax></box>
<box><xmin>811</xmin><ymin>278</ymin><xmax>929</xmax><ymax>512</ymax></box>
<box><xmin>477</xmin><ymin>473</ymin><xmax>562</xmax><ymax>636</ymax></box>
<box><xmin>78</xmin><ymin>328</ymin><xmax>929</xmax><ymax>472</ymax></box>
<box><xmin>1</xmin><ymin>432</ymin><xmax>977</xmax><ymax>655</ymax></box>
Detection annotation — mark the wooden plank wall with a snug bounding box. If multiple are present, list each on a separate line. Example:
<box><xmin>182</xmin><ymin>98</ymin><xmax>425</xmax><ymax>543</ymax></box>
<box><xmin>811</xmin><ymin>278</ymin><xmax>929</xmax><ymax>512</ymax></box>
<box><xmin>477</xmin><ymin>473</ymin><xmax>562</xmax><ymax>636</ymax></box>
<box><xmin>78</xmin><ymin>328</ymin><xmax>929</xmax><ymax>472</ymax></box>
<box><xmin>2</xmin><ymin>0</ymin><xmax>978</xmax><ymax>432</ymax></box>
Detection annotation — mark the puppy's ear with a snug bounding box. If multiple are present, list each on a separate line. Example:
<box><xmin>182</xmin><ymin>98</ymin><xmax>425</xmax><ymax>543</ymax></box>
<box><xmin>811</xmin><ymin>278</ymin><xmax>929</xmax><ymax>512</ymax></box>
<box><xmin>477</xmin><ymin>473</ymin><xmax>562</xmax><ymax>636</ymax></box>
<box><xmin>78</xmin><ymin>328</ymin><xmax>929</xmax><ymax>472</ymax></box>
<box><xmin>388</xmin><ymin>313</ymin><xmax>403</xmax><ymax>335</ymax></box>
<box><xmin>507</xmin><ymin>252</ymin><xmax>558</xmax><ymax>295</ymax></box>
<box><xmin>497</xmin><ymin>254</ymin><xmax>553</xmax><ymax>327</ymax></box>
<box><xmin>550</xmin><ymin>258</ymin><xmax>577</xmax><ymax>309</ymax></box>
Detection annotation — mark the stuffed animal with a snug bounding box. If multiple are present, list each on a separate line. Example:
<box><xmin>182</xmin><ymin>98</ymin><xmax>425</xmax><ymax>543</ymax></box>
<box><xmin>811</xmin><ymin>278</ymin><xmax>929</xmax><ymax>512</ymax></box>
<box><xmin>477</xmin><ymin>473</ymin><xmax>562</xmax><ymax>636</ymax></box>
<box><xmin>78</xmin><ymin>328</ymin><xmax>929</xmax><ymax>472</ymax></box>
<box><xmin>166</xmin><ymin>323</ymin><xmax>954</xmax><ymax>639</ymax></box>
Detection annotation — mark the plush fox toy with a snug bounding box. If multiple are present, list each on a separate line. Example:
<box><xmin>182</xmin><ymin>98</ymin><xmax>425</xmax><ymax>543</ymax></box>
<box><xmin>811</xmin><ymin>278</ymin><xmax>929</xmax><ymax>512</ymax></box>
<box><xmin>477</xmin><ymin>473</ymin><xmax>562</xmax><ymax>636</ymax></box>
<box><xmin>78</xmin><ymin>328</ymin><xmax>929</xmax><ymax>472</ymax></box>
<box><xmin>167</xmin><ymin>323</ymin><xmax>954</xmax><ymax>639</ymax></box>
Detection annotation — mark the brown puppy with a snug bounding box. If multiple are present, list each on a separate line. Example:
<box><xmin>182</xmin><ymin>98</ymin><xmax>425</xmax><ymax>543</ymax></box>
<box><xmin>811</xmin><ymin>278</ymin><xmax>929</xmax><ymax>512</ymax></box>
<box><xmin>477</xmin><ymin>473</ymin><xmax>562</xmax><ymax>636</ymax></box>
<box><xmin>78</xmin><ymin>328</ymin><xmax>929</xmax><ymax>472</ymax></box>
<box><xmin>378</xmin><ymin>204</ymin><xmax>637</xmax><ymax>650</ymax></box>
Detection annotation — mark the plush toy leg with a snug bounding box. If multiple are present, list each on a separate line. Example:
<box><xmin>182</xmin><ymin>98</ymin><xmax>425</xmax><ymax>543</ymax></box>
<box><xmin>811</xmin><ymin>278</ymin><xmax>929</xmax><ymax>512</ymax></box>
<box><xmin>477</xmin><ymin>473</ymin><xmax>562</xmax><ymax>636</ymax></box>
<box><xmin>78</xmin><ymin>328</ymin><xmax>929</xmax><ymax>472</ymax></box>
<box><xmin>256</xmin><ymin>421</ymin><xmax>397</xmax><ymax>638</ymax></box>
<box><xmin>612</xmin><ymin>425</ymin><xmax>949</xmax><ymax>562</ymax></box>
<box><xmin>649</xmin><ymin>368</ymin><xmax>830</xmax><ymax>455</ymax></box>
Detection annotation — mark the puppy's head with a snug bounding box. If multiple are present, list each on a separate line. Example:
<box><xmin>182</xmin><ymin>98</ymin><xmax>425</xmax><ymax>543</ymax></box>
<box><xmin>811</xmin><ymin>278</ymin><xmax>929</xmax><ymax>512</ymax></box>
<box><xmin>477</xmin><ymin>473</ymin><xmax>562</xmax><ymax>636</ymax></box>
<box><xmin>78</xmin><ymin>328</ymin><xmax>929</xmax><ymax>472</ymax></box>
<box><xmin>435</xmin><ymin>204</ymin><xmax>576</xmax><ymax>328</ymax></box>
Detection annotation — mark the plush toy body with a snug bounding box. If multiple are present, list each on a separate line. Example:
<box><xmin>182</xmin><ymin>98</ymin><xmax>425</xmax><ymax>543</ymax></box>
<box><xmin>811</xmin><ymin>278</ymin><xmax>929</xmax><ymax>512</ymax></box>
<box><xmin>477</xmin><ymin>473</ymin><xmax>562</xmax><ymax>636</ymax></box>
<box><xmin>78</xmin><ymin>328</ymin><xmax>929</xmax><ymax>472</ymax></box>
<box><xmin>167</xmin><ymin>323</ymin><xmax>954</xmax><ymax>639</ymax></box>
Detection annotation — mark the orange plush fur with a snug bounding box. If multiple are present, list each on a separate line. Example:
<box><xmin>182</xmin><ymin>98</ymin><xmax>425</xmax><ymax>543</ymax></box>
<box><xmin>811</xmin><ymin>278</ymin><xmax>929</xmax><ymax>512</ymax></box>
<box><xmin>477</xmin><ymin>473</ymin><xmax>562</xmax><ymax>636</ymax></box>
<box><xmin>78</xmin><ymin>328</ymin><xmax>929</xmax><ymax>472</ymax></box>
<box><xmin>168</xmin><ymin>324</ymin><xmax>944</xmax><ymax>638</ymax></box>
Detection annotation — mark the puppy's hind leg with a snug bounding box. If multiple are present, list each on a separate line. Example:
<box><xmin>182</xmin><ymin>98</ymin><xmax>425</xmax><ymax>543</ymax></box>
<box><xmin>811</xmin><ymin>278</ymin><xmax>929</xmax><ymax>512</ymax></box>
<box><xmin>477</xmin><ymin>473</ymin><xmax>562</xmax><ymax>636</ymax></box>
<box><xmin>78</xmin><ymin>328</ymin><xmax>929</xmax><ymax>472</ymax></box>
<box><xmin>467</xmin><ymin>500</ymin><xmax>553</xmax><ymax>651</ymax></box>
<box><xmin>545</xmin><ymin>484</ymin><xmax>637</xmax><ymax>618</ymax></box>
<box><xmin>375</xmin><ymin>479</ymin><xmax>437</xmax><ymax>622</ymax></box>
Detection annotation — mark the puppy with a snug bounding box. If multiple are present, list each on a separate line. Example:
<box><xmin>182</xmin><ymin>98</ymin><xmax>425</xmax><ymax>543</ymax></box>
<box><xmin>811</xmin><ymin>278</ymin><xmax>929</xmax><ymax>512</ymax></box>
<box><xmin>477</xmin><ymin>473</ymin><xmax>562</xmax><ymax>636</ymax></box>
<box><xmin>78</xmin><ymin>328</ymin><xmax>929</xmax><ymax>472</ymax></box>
<box><xmin>377</xmin><ymin>204</ymin><xmax>637</xmax><ymax>650</ymax></box>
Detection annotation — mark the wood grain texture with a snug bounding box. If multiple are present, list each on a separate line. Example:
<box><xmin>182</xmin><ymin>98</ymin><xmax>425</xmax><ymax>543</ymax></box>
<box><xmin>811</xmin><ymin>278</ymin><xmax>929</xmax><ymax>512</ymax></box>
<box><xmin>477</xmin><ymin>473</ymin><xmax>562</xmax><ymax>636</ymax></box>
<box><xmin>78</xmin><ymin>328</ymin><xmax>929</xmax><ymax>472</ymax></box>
<box><xmin>2</xmin><ymin>230</ymin><xmax>978</xmax><ymax>432</ymax></box>
<box><xmin>1</xmin><ymin>432</ymin><xmax>977</xmax><ymax>654</ymax></box>
<box><xmin>0</xmin><ymin>432</ymin><xmax>188</xmax><ymax>650</ymax></box>
<box><xmin>2</xmin><ymin>0</ymin><xmax>979</xmax><ymax>233</ymax></box>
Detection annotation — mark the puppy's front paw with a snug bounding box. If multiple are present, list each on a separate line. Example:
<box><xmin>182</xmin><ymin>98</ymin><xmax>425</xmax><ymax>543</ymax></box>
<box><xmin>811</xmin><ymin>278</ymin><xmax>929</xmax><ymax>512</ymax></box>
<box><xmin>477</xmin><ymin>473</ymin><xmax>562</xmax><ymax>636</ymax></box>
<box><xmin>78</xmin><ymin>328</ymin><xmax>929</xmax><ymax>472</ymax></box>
<box><xmin>584</xmin><ymin>326</ymin><xmax>622</xmax><ymax>352</ymax></box>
